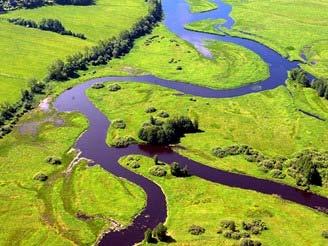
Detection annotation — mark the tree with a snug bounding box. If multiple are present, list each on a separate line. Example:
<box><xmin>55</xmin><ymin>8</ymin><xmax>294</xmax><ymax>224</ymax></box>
<box><xmin>144</xmin><ymin>228</ymin><xmax>154</xmax><ymax>243</ymax></box>
<box><xmin>153</xmin><ymin>154</ymin><xmax>159</xmax><ymax>165</ymax></box>
<box><xmin>48</xmin><ymin>59</ymin><xmax>67</xmax><ymax>81</ymax></box>
<box><xmin>170</xmin><ymin>162</ymin><xmax>189</xmax><ymax>177</ymax></box>
<box><xmin>152</xmin><ymin>223</ymin><xmax>167</xmax><ymax>242</ymax></box>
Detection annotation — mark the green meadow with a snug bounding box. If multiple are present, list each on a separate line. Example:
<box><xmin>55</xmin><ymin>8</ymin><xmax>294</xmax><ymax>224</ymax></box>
<box><xmin>0</xmin><ymin>107</ymin><xmax>144</xmax><ymax>245</ymax></box>
<box><xmin>186</xmin><ymin>0</ymin><xmax>328</xmax><ymax>78</ymax></box>
<box><xmin>69</xmin><ymin>24</ymin><xmax>268</xmax><ymax>90</ymax></box>
<box><xmin>87</xmin><ymin>81</ymin><xmax>328</xmax><ymax>196</ymax></box>
<box><xmin>0</xmin><ymin>0</ymin><xmax>147</xmax><ymax>104</ymax></box>
<box><xmin>186</xmin><ymin>0</ymin><xmax>218</xmax><ymax>13</ymax></box>
<box><xmin>120</xmin><ymin>155</ymin><xmax>328</xmax><ymax>246</ymax></box>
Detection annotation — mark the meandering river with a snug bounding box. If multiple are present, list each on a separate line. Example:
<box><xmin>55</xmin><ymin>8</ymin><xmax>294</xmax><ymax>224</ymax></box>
<box><xmin>54</xmin><ymin>0</ymin><xmax>328</xmax><ymax>245</ymax></box>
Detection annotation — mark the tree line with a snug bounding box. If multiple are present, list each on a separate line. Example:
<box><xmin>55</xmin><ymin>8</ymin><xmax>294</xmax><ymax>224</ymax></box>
<box><xmin>0</xmin><ymin>0</ymin><xmax>162</xmax><ymax>137</ymax></box>
<box><xmin>8</xmin><ymin>18</ymin><xmax>86</xmax><ymax>39</ymax></box>
<box><xmin>289</xmin><ymin>68</ymin><xmax>328</xmax><ymax>100</ymax></box>
<box><xmin>47</xmin><ymin>0</ymin><xmax>162</xmax><ymax>81</ymax></box>
<box><xmin>0</xmin><ymin>0</ymin><xmax>94</xmax><ymax>12</ymax></box>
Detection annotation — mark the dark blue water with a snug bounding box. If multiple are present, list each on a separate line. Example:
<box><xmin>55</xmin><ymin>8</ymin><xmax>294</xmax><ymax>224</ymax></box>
<box><xmin>54</xmin><ymin>0</ymin><xmax>327</xmax><ymax>245</ymax></box>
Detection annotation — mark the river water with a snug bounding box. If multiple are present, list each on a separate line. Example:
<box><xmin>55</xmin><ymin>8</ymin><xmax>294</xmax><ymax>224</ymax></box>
<box><xmin>54</xmin><ymin>0</ymin><xmax>328</xmax><ymax>245</ymax></box>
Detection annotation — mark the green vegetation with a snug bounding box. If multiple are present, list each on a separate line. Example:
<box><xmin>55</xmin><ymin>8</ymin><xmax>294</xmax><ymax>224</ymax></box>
<box><xmin>87</xmin><ymin>81</ymin><xmax>328</xmax><ymax>196</ymax></box>
<box><xmin>186</xmin><ymin>0</ymin><xmax>217</xmax><ymax>13</ymax></box>
<box><xmin>0</xmin><ymin>109</ymin><xmax>145</xmax><ymax>245</ymax></box>
<box><xmin>186</xmin><ymin>0</ymin><xmax>328</xmax><ymax>78</ymax></box>
<box><xmin>120</xmin><ymin>155</ymin><xmax>328</xmax><ymax>245</ymax></box>
<box><xmin>185</xmin><ymin>18</ymin><xmax>225</xmax><ymax>33</ymax></box>
<box><xmin>97</xmin><ymin>25</ymin><xmax>268</xmax><ymax>89</ymax></box>
<box><xmin>0</xmin><ymin>0</ymin><xmax>148</xmax><ymax>104</ymax></box>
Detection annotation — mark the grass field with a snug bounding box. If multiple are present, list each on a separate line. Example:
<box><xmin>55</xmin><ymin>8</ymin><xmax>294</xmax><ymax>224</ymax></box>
<box><xmin>120</xmin><ymin>155</ymin><xmax>328</xmax><ymax>246</ymax></box>
<box><xmin>186</xmin><ymin>0</ymin><xmax>218</xmax><ymax>13</ymax></box>
<box><xmin>87</xmin><ymin>81</ymin><xmax>328</xmax><ymax>196</ymax></box>
<box><xmin>185</xmin><ymin>0</ymin><xmax>328</xmax><ymax>78</ymax></box>
<box><xmin>0</xmin><ymin>0</ymin><xmax>148</xmax><ymax>104</ymax></box>
<box><xmin>0</xmin><ymin>108</ymin><xmax>145</xmax><ymax>245</ymax></box>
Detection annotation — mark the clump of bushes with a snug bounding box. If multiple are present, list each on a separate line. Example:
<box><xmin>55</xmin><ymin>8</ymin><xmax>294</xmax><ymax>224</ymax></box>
<box><xmin>170</xmin><ymin>162</ymin><xmax>189</xmax><ymax>177</ymax></box>
<box><xmin>111</xmin><ymin>119</ymin><xmax>126</xmax><ymax>129</ymax></box>
<box><xmin>145</xmin><ymin>106</ymin><xmax>157</xmax><ymax>113</ymax></box>
<box><xmin>138</xmin><ymin>115</ymin><xmax>199</xmax><ymax>145</ymax></box>
<box><xmin>111</xmin><ymin>136</ymin><xmax>137</xmax><ymax>148</ymax></box>
<box><xmin>108</xmin><ymin>83</ymin><xmax>121</xmax><ymax>92</ymax></box>
<box><xmin>91</xmin><ymin>83</ymin><xmax>104</xmax><ymax>89</ymax></box>
<box><xmin>45</xmin><ymin>156</ymin><xmax>62</xmax><ymax>165</ymax></box>
<box><xmin>34</xmin><ymin>173</ymin><xmax>48</xmax><ymax>181</ymax></box>
<box><xmin>312</xmin><ymin>78</ymin><xmax>328</xmax><ymax>100</ymax></box>
<box><xmin>188</xmin><ymin>225</ymin><xmax>205</xmax><ymax>235</ymax></box>
<box><xmin>217</xmin><ymin>219</ymin><xmax>267</xmax><ymax>245</ymax></box>
<box><xmin>149</xmin><ymin>166</ymin><xmax>167</xmax><ymax>177</ymax></box>
<box><xmin>212</xmin><ymin>144</ymin><xmax>328</xmax><ymax>188</ymax></box>
<box><xmin>242</xmin><ymin>219</ymin><xmax>268</xmax><ymax>235</ymax></box>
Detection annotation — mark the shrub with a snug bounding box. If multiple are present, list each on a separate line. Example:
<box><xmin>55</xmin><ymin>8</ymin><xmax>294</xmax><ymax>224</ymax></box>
<box><xmin>270</xmin><ymin>169</ymin><xmax>286</xmax><ymax>179</ymax></box>
<box><xmin>231</xmin><ymin>232</ymin><xmax>241</xmax><ymax>240</ymax></box>
<box><xmin>158</xmin><ymin>111</ymin><xmax>169</xmax><ymax>118</ymax></box>
<box><xmin>170</xmin><ymin>162</ymin><xmax>189</xmax><ymax>177</ymax></box>
<box><xmin>145</xmin><ymin>106</ymin><xmax>157</xmax><ymax>113</ymax></box>
<box><xmin>45</xmin><ymin>156</ymin><xmax>62</xmax><ymax>165</ymax></box>
<box><xmin>149</xmin><ymin>166</ymin><xmax>167</xmax><ymax>177</ymax></box>
<box><xmin>289</xmin><ymin>68</ymin><xmax>310</xmax><ymax>87</ymax></box>
<box><xmin>34</xmin><ymin>173</ymin><xmax>48</xmax><ymax>181</ymax></box>
<box><xmin>188</xmin><ymin>225</ymin><xmax>205</xmax><ymax>235</ymax></box>
<box><xmin>220</xmin><ymin>220</ymin><xmax>236</xmax><ymax>231</ymax></box>
<box><xmin>240</xmin><ymin>239</ymin><xmax>262</xmax><ymax>246</ymax></box>
<box><xmin>112</xmin><ymin>119</ymin><xmax>126</xmax><ymax>129</ymax></box>
<box><xmin>322</xmin><ymin>230</ymin><xmax>328</xmax><ymax>239</ymax></box>
<box><xmin>152</xmin><ymin>223</ymin><xmax>168</xmax><ymax>242</ymax></box>
<box><xmin>91</xmin><ymin>83</ymin><xmax>104</xmax><ymax>89</ymax></box>
<box><xmin>144</xmin><ymin>228</ymin><xmax>155</xmax><ymax>243</ymax></box>
<box><xmin>130</xmin><ymin>161</ymin><xmax>140</xmax><ymax>169</ymax></box>
<box><xmin>223</xmin><ymin>230</ymin><xmax>232</xmax><ymax>238</ymax></box>
<box><xmin>111</xmin><ymin>136</ymin><xmax>137</xmax><ymax>148</ymax></box>
<box><xmin>108</xmin><ymin>83</ymin><xmax>121</xmax><ymax>92</ymax></box>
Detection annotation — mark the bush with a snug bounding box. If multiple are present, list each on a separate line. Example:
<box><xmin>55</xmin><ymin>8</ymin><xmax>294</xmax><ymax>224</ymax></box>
<box><xmin>111</xmin><ymin>136</ymin><xmax>137</xmax><ymax>148</ymax></box>
<box><xmin>158</xmin><ymin>111</ymin><xmax>169</xmax><ymax>118</ymax></box>
<box><xmin>112</xmin><ymin>119</ymin><xmax>126</xmax><ymax>129</ymax></box>
<box><xmin>188</xmin><ymin>225</ymin><xmax>205</xmax><ymax>235</ymax></box>
<box><xmin>240</xmin><ymin>239</ymin><xmax>262</xmax><ymax>246</ymax></box>
<box><xmin>220</xmin><ymin>220</ymin><xmax>236</xmax><ymax>231</ymax></box>
<box><xmin>322</xmin><ymin>230</ymin><xmax>328</xmax><ymax>239</ymax></box>
<box><xmin>45</xmin><ymin>156</ymin><xmax>62</xmax><ymax>165</ymax></box>
<box><xmin>152</xmin><ymin>223</ymin><xmax>168</xmax><ymax>242</ymax></box>
<box><xmin>170</xmin><ymin>162</ymin><xmax>189</xmax><ymax>177</ymax></box>
<box><xmin>144</xmin><ymin>228</ymin><xmax>155</xmax><ymax>243</ymax></box>
<box><xmin>149</xmin><ymin>166</ymin><xmax>167</xmax><ymax>177</ymax></box>
<box><xmin>145</xmin><ymin>106</ymin><xmax>157</xmax><ymax>113</ymax></box>
<box><xmin>231</xmin><ymin>232</ymin><xmax>241</xmax><ymax>240</ymax></box>
<box><xmin>108</xmin><ymin>83</ymin><xmax>121</xmax><ymax>92</ymax></box>
<box><xmin>34</xmin><ymin>173</ymin><xmax>48</xmax><ymax>181</ymax></box>
<box><xmin>223</xmin><ymin>230</ymin><xmax>232</xmax><ymax>238</ymax></box>
<box><xmin>91</xmin><ymin>83</ymin><xmax>104</xmax><ymax>89</ymax></box>
<box><xmin>270</xmin><ymin>169</ymin><xmax>286</xmax><ymax>179</ymax></box>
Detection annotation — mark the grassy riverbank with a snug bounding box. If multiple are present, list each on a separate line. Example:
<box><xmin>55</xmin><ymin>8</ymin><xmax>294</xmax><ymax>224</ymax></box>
<box><xmin>120</xmin><ymin>155</ymin><xmax>328</xmax><ymax>246</ymax></box>
<box><xmin>186</xmin><ymin>0</ymin><xmax>328</xmax><ymax>78</ymax></box>
<box><xmin>0</xmin><ymin>0</ymin><xmax>148</xmax><ymax>104</ymax></box>
<box><xmin>186</xmin><ymin>0</ymin><xmax>218</xmax><ymax>13</ymax></box>
<box><xmin>87</xmin><ymin>81</ymin><xmax>328</xmax><ymax>196</ymax></box>
<box><xmin>0</xmin><ymin>108</ymin><xmax>145</xmax><ymax>245</ymax></box>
